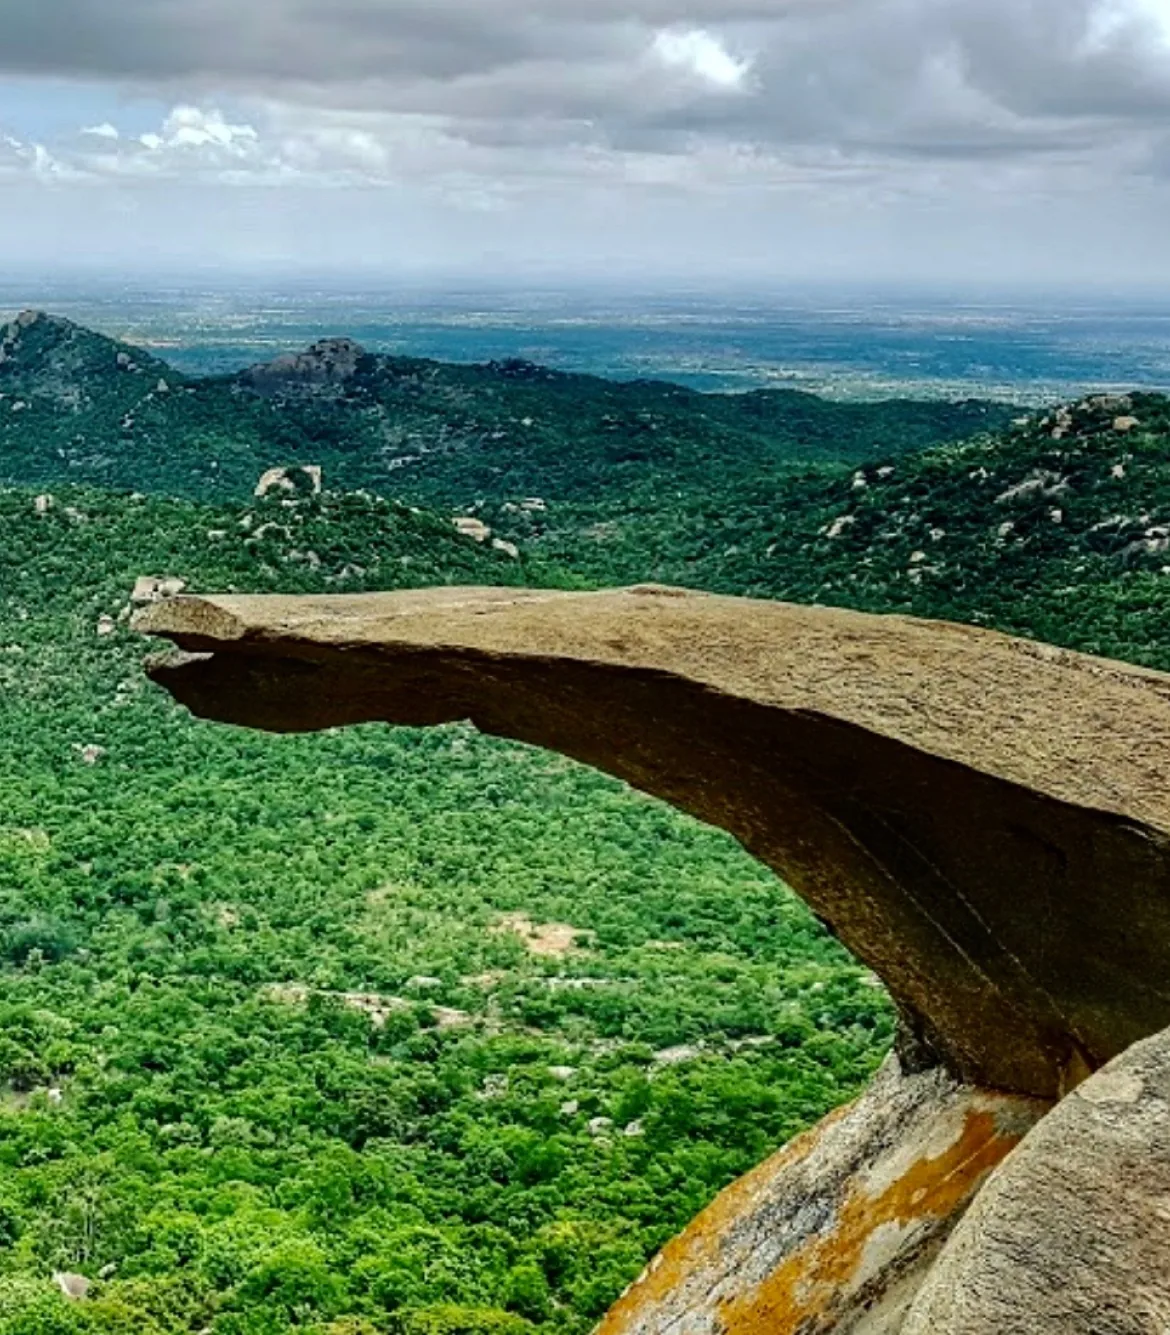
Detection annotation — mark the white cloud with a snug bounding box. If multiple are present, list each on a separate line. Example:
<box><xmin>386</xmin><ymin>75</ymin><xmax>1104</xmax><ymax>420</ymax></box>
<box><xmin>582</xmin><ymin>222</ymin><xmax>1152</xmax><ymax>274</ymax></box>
<box><xmin>158</xmin><ymin>105</ymin><xmax>257</xmax><ymax>150</ymax></box>
<box><xmin>81</xmin><ymin>121</ymin><xmax>120</xmax><ymax>139</ymax></box>
<box><xmin>0</xmin><ymin>131</ymin><xmax>73</xmax><ymax>181</ymax></box>
<box><xmin>651</xmin><ymin>27</ymin><xmax>753</xmax><ymax>90</ymax></box>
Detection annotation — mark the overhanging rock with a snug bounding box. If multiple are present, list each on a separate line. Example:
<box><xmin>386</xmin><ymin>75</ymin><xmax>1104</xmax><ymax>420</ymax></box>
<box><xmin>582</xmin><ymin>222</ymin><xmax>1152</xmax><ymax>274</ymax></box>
<box><xmin>137</xmin><ymin>585</ymin><xmax>1170</xmax><ymax>1100</ymax></box>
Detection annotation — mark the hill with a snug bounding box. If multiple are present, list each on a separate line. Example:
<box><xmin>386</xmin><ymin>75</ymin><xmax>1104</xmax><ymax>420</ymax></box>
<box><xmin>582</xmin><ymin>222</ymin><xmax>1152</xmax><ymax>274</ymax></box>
<box><xmin>524</xmin><ymin>390</ymin><xmax>1170</xmax><ymax>671</ymax></box>
<box><xmin>4</xmin><ymin>315</ymin><xmax>1170</xmax><ymax>1333</ymax></box>
<box><xmin>0</xmin><ymin>311</ymin><xmax>1015</xmax><ymax>508</ymax></box>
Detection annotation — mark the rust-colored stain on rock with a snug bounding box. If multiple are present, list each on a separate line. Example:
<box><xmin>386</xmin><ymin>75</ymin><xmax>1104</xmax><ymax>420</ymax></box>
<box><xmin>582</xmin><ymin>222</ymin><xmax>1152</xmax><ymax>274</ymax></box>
<box><xmin>598</xmin><ymin>1104</ymin><xmax>1026</xmax><ymax>1335</ymax></box>
<box><xmin>720</xmin><ymin>1110</ymin><xmax>1022</xmax><ymax>1333</ymax></box>
<box><xmin>597</xmin><ymin>1106</ymin><xmax>849</xmax><ymax>1332</ymax></box>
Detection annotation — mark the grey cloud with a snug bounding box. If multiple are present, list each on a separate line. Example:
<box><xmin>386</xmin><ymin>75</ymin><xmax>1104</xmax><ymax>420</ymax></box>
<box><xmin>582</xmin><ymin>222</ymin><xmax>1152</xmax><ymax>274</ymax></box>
<box><xmin>2</xmin><ymin>0</ymin><xmax>1170</xmax><ymax>175</ymax></box>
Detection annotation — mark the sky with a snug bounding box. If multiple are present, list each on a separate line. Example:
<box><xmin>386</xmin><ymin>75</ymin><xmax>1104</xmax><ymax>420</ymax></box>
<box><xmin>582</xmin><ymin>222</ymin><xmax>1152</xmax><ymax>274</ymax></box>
<box><xmin>1</xmin><ymin>0</ymin><xmax>1170</xmax><ymax>287</ymax></box>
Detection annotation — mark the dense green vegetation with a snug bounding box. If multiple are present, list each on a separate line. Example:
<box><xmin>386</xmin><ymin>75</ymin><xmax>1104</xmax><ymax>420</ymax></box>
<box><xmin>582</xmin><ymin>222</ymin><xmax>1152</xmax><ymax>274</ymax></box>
<box><xmin>0</xmin><ymin>483</ymin><xmax>890</xmax><ymax>1334</ymax></box>
<box><xmin>528</xmin><ymin>391</ymin><xmax>1170</xmax><ymax>670</ymax></box>
<box><xmin>4</xmin><ymin>313</ymin><xmax>1169</xmax><ymax>1334</ymax></box>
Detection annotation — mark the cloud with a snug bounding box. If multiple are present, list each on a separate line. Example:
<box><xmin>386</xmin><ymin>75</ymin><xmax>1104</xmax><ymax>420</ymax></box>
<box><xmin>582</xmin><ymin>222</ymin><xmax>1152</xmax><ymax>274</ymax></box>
<box><xmin>2</xmin><ymin>0</ymin><xmax>1170</xmax><ymax>286</ymax></box>
<box><xmin>143</xmin><ymin>106</ymin><xmax>257</xmax><ymax>153</ymax></box>
<box><xmin>2</xmin><ymin>0</ymin><xmax>1169</xmax><ymax>156</ymax></box>
<box><xmin>651</xmin><ymin>28</ymin><xmax>753</xmax><ymax>90</ymax></box>
<box><xmin>0</xmin><ymin>131</ymin><xmax>74</xmax><ymax>182</ymax></box>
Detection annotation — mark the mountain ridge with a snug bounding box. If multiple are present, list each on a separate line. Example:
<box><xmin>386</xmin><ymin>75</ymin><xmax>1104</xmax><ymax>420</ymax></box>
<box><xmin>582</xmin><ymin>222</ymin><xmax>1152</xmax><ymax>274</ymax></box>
<box><xmin>0</xmin><ymin>310</ymin><xmax>1017</xmax><ymax>508</ymax></box>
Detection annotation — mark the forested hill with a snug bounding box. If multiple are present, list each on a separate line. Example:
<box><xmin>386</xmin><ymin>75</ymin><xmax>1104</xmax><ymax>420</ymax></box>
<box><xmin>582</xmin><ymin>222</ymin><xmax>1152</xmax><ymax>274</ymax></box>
<box><xmin>3</xmin><ymin>308</ymin><xmax>1169</xmax><ymax>1334</ymax></box>
<box><xmin>0</xmin><ymin>310</ymin><xmax>1014</xmax><ymax>506</ymax></box>
<box><xmin>522</xmin><ymin>390</ymin><xmax>1170</xmax><ymax>672</ymax></box>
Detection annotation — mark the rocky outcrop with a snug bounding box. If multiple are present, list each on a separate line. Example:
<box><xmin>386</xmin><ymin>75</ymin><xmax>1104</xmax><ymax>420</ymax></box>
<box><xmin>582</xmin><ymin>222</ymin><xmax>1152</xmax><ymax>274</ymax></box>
<box><xmin>138</xmin><ymin>584</ymin><xmax>1170</xmax><ymax>1101</ymax></box>
<box><xmin>254</xmin><ymin>465</ymin><xmax>324</xmax><ymax>499</ymax></box>
<box><xmin>452</xmin><ymin>516</ymin><xmax>492</xmax><ymax>543</ymax></box>
<box><xmin>599</xmin><ymin>1058</ymin><xmax>1047</xmax><ymax>1335</ymax></box>
<box><xmin>902</xmin><ymin>1024</ymin><xmax>1170</xmax><ymax>1335</ymax></box>
<box><xmin>131</xmin><ymin>575</ymin><xmax>188</xmax><ymax>606</ymax></box>
<box><xmin>243</xmin><ymin>338</ymin><xmax>365</xmax><ymax>393</ymax></box>
<box><xmin>137</xmin><ymin>584</ymin><xmax>1170</xmax><ymax>1333</ymax></box>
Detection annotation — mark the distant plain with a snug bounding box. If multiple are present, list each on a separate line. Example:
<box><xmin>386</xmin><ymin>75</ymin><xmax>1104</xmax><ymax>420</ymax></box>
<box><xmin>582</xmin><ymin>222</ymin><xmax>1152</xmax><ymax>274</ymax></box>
<box><xmin>1</xmin><ymin>281</ymin><xmax>1167</xmax><ymax>401</ymax></box>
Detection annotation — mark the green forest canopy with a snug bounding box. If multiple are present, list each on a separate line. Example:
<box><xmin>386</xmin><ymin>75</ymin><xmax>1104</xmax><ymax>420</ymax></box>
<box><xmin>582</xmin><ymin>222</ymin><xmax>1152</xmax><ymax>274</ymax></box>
<box><xmin>2</xmin><ymin>317</ymin><xmax>1169</xmax><ymax>1333</ymax></box>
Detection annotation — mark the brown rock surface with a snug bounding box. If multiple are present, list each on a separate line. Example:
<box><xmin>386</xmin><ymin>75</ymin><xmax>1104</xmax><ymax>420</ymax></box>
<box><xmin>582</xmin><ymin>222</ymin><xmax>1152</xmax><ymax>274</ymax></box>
<box><xmin>902</xmin><ymin>1023</ymin><xmax>1170</xmax><ymax>1334</ymax></box>
<box><xmin>137</xmin><ymin>584</ymin><xmax>1170</xmax><ymax>1099</ymax></box>
<box><xmin>598</xmin><ymin>1057</ymin><xmax>1047</xmax><ymax>1335</ymax></box>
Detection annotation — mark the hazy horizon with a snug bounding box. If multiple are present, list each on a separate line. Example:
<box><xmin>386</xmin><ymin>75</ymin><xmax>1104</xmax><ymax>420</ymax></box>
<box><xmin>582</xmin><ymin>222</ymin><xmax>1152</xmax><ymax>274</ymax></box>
<box><xmin>4</xmin><ymin>277</ymin><xmax>1167</xmax><ymax>403</ymax></box>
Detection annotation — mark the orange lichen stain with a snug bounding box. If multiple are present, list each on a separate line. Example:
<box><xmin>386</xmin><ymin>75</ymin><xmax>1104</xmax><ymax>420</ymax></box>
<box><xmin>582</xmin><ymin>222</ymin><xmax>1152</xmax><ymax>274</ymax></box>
<box><xmin>717</xmin><ymin>1109</ymin><xmax>1025</xmax><ymax>1334</ymax></box>
<box><xmin>596</xmin><ymin>1101</ymin><xmax>854</xmax><ymax>1334</ymax></box>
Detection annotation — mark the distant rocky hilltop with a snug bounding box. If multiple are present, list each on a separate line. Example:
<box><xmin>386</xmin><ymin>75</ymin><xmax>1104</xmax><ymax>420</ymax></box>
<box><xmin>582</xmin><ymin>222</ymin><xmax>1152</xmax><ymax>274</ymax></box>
<box><xmin>243</xmin><ymin>336</ymin><xmax>368</xmax><ymax>392</ymax></box>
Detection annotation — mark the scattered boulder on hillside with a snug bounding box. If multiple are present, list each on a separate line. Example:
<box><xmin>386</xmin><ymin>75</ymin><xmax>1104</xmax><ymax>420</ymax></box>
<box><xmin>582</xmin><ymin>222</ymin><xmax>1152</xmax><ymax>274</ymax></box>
<box><xmin>53</xmin><ymin>1273</ymin><xmax>90</xmax><ymax>1302</ymax></box>
<box><xmin>453</xmin><ymin>516</ymin><xmax>492</xmax><ymax>544</ymax></box>
<box><xmin>0</xmin><ymin>310</ymin><xmax>44</xmax><ymax>366</ymax></box>
<box><xmin>1087</xmin><ymin>393</ymin><xmax>1134</xmax><ymax>414</ymax></box>
<box><xmin>994</xmin><ymin>470</ymin><xmax>1068</xmax><ymax>505</ymax></box>
<box><xmin>1036</xmin><ymin>394</ymin><xmax>1143</xmax><ymax>443</ymax></box>
<box><xmin>131</xmin><ymin>576</ymin><xmax>188</xmax><ymax>606</ymax></box>
<box><xmin>254</xmin><ymin>465</ymin><xmax>323</xmax><ymax>499</ymax></box>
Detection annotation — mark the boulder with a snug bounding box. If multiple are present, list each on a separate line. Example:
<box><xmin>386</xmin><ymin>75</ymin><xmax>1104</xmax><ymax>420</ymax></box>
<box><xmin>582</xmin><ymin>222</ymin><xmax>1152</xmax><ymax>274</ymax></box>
<box><xmin>453</xmin><ymin>516</ymin><xmax>492</xmax><ymax>544</ymax></box>
<box><xmin>53</xmin><ymin>1272</ymin><xmax>89</xmax><ymax>1301</ymax></box>
<box><xmin>903</xmin><ymin>1024</ymin><xmax>1170</xmax><ymax>1335</ymax></box>
<box><xmin>137</xmin><ymin>584</ymin><xmax>1170</xmax><ymax>1100</ymax></box>
<box><xmin>254</xmin><ymin>466</ymin><xmax>323</xmax><ymax>499</ymax></box>
<box><xmin>600</xmin><ymin>1058</ymin><xmax>1046</xmax><ymax>1335</ymax></box>
<box><xmin>131</xmin><ymin>576</ymin><xmax>188</xmax><ymax>606</ymax></box>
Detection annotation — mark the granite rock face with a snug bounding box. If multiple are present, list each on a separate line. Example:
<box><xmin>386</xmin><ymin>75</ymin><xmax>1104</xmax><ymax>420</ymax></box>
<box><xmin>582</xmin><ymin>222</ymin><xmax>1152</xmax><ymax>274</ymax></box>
<box><xmin>243</xmin><ymin>337</ymin><xmax>366</xmax><ymax>392</ymax></box>
<box><xmin>902</xmin><ymin>1024</ymin><xmax>1170</xmax><ymax>1335</ymax></box>
<box><xmin>598</xmin><ymin>1058</ymin><xmax>1047</xmax><ymax>1335</ymax></box>
<box><xmin>138</xmin><ymin>584</ymin><xmax>1170</xmax><ymax>1100</ymax></box>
